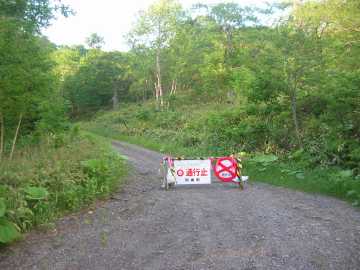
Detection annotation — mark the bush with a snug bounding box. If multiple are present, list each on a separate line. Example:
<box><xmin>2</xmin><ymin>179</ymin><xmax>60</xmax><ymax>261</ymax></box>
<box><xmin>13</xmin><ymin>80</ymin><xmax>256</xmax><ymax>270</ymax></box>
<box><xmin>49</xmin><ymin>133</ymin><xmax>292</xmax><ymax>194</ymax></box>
<box><xmin>0</xmin><ymin>132</ymin><xmax>127</xmax><ymax>244</ymax></box>
<box><xmin>135</xmin><ymin>108</ymin><xmax>152</xmax><ymax>121</ymax></box>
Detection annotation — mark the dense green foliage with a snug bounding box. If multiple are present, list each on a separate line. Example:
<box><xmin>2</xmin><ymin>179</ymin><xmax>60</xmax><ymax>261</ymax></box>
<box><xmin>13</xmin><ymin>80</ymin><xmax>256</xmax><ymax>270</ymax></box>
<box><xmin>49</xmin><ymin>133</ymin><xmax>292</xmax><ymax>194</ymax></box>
<box><xmin>0</xmin><ymin>1</ymin><xmax>127</xmax><ymax>244</ymax></box>
<box><xmin>78</xmin><ymin>0</ymin><xmax>360</xmax><ymax>208</ymax></box>
<box><xmin>82</xmin><ymin>101</ymin><xmax>360</xmax><ymax>207</ymax></box>
<box><xmin>53</xmin><ymin>0</ymin><xmax>359</xmax><ymax>175</ymax></box>
<box><xmin>119</xmin><ymin>0</ymin><xmax>360</xmax><ymax>172</ymax></box>
<box><xmin>0</xmin><ymin>132</ymin><xmax>126</xmax><ymax>244</ymax></box>
<box><xmin>0</xmin><ymin>0</ymin><xmax>71</xmax><ymax>159</ymax></box>
<box><xmin>60</xmin><ymin>49</ymin><xmax>132</xmax><ymax>116</ymax></box>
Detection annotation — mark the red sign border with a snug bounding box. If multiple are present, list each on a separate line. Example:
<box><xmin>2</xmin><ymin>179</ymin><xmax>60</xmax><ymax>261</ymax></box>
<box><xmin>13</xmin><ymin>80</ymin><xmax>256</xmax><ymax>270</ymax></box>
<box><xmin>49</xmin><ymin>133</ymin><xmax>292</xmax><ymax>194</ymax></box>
<box><xmin>214</xmin><ymin>157</ymin><xmax>237</xmax><ymax>182</ymax></box>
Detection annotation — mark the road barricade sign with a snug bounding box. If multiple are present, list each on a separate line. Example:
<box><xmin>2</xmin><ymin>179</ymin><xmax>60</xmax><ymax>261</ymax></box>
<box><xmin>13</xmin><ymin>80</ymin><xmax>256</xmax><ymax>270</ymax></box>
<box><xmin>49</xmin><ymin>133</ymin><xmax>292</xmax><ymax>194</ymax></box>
<box><xmin>162</xmin><ymin>156</ymin><xmax>247</xmax><ymax>190</ymax></box>
<box><xmin>214</xmin><ymin>157</ymin><xmax>237</xmax><ymax>182</ymax></box>
<box><xmin>170</xmin><ymin>160</ymin><xmax>211</xmax><ymax>185</ymax></box>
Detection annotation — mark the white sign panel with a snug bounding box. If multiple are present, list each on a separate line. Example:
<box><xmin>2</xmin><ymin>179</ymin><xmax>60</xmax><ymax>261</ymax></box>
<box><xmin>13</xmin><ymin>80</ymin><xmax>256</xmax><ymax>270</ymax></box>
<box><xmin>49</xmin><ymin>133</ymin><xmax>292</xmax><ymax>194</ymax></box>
<box><xmin>168</xmin><ymin>160</ymin><xmax>211</xmax><ymax>185</ymax></box>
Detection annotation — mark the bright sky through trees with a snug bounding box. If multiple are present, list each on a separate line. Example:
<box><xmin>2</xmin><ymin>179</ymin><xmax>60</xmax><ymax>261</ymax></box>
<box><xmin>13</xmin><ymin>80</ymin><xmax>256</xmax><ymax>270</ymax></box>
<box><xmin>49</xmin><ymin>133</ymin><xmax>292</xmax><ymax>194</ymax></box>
<box><xmin>44</xmin><ymin>0</ymin><xmax>270</xmax><ymax>51</ymax></box>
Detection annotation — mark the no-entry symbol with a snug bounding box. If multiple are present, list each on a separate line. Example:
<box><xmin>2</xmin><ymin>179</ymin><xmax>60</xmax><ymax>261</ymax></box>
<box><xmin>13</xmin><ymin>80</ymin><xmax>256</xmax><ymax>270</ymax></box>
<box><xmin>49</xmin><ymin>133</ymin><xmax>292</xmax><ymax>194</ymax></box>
<box><xmin>177</xmin><ymin>169</ymin><xmax>184</xmax><ymax>177</ymax></box>
<box><xmin>214</xmin><ymin>157</ymin><xmax>237</xmax><ymax>182</ymax></box>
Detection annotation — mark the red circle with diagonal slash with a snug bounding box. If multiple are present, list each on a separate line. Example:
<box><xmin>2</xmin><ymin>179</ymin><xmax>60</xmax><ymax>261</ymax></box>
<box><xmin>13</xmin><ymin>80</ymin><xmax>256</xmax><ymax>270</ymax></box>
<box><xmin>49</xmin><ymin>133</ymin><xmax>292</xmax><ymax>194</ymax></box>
<box><xmin>214</xmin><ymin>157</ymin><xmax>237</xmax><ymax>182</ymax></box>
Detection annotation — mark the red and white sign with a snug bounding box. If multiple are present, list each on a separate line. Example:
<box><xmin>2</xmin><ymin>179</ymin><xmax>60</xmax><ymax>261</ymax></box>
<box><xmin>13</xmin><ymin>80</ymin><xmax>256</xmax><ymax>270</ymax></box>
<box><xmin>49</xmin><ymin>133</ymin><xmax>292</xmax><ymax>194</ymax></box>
<box><xmin>214</xmin><ymin>157</ymin><xmax>237</xmax><ymax>182</ymax></box>
<box><xmin>169</xmin><ymin>160</ymin><xmax>211</xmax><ymax>185</ymax></box>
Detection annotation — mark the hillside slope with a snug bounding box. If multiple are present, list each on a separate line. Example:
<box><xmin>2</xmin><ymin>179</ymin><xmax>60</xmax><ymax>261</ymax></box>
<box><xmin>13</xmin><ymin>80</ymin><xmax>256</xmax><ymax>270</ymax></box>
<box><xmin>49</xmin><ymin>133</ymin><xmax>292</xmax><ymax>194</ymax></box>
<box><xmin>81</xmin><ymin>102</ymin><xmax>360</xmax><ymax>206</ymax></box>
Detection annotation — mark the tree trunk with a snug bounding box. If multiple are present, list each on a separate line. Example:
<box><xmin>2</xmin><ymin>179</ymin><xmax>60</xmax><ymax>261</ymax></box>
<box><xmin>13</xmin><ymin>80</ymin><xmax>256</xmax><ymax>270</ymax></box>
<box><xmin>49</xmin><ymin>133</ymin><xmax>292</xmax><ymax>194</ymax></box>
<box><xmin>156</xmin><ymin>48</ymin><xmax>163</xmax><ymax>109</ymax></box>
<box><xmin>290</xmin><ymin>87</ymin><xmax>302</xmax><ymax>147</ymax></box>
<box><xmin>154</xmin><ymin>82</ymin><xmax>159</xmax><ymax>109</ymax></box>
<box><xmin>9</xmin><ymin>113</ymin><xmax>23</xmax><ymax>160</ymax></box>
<box><xmin>224</xmin><ymin>27</ymin><xmax>234</xmax><ymax>63</ymax></box>
<box><xmin>144</xmin><ymin>79</ymin><xmax>148</xmax><ymax>102</ymax></box>
<box><xmin>170</xmin><ymin>79</ymin><xmax>177</xmax><ymax>95</ymax></box>
<box><xmin>113</xmin><ymin>88</ymin><xmax>119</xmax><ymax>110</ymax></box>
<box><xmin>284</xmin><ymin>59</ymin><xmax>302</xmax><ymax>147</ymax></box>
<box><xmin>0</xmin><ymin>112</ymin><xmax>4</xmax><ymax>161</ymax></box>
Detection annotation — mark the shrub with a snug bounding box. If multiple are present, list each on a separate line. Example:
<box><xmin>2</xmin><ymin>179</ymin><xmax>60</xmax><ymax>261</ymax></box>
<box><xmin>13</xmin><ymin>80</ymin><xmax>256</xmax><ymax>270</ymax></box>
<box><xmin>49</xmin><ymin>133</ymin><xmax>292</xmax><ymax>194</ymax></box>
<box><xmin>0</xmin><ymin>133</ymin><xmax>127</xmax><ymax>244</ymax></box>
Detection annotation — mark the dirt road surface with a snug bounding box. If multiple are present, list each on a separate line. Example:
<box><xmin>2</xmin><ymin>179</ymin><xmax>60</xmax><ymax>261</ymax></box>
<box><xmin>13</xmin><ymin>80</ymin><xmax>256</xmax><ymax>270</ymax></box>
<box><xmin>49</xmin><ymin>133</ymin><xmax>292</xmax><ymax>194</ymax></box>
<box><xmin>1</xmin><ymin>141</ymin><xmax>360</xmax><ymax>270</ymax></box>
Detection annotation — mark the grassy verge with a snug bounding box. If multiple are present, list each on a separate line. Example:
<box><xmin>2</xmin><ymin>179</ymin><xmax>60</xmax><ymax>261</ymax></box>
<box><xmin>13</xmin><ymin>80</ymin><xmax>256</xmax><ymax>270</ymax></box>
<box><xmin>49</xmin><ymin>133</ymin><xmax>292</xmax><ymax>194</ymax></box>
<box><xmin>245</xmin><ymin>162</ymin><xmax>360</xmax><ymax>202</ymax></box>
<box><xmin>80</xmin><ymin>105</ymin><xmax>360</xmax><ymax>207</ymax></box>
<box><xmin>0</xmin><ymin>130</ymin><xmax>127</xmax><ymax>245</ymax></box>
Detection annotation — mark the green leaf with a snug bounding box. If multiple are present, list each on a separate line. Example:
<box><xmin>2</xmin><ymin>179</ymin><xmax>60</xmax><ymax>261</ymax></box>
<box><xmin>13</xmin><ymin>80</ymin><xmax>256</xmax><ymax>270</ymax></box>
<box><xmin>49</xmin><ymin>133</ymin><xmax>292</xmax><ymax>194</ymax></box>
<box><xmin>24</xmin><ymin>187</ymin><xmax>49</xmax><ymax>200</ymax></box>
<box><xmin>338</xmin><ymin>170</ymin><xmax>353</xmax><ymax>178</ymax></box>
<box><xmin>117</xmin><ymin>154</ymin><xmax>128</xmax><ymax>160</ymax></box>
<box><xmin>0</xmin><ymin>199</ymin><xmax>6</xmax><ymax>218</ymax></box>
<box><xmin>251</xmin><ymin>154</ymin><xmax>278</xmax><ymax>164</ymax></box>
<box><xmin>16</xmin><ymin>207</ymin><xmax>34</xmax><ymax>218</ymax></box>
<box><xmin>0</xmin><ymin>218</ymin><xmax>21</xmax><ymax>243</ymax></box>
<box><xmin>288</xmin><ymin>170</ymin><xmax>303</xmax><ymax>176</ymax></box>
<box><xmin>290</xmin><ymin>149</ymin><xmax>304</xmax><ymax>159</ymax></box>
<box><xmin>352</xmin><ymin>200</ymin><xmax>359</xmax><ymax>207</ymax></box>
<box><xmin>296</xmin><ymin>173</ymin><xmax>305</xmax><ymax>180</ymax></box>
<box><xmin>346</xmin><ymin>190</ymin><xmax>358</xmax><ymax>199</ymax></box>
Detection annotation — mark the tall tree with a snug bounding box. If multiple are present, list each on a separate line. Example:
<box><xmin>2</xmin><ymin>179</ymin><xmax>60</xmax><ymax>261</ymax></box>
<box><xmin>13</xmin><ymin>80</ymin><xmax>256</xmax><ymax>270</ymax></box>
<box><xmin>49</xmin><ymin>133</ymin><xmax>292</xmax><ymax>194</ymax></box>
<box><xmin>86</xmin><ymin>33</ymin><xmax>105</xmax><ymax>49</ymax></box>
<box><xmin>208</xmin><ymin>3</ymin><xmax>257</xmax><ymax>62</ymax></box>
<box><xmin>128</xmin><ymin>0</ymin><xmax>183</xmax><ymax>109</ymax></box>
<box><xmin>0</xmin><ymin>0</ymin><xmax>70</xmax><ymax>159</ymax></box>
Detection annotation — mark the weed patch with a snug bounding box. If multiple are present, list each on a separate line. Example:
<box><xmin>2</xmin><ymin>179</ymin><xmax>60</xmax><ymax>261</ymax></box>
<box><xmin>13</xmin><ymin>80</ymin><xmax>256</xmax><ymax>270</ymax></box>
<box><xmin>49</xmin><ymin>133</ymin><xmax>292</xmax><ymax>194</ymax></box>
<box><xmin>0</xmin><ymin>132</ymin><xmax>127</xmax><ymax>244</ymax></box>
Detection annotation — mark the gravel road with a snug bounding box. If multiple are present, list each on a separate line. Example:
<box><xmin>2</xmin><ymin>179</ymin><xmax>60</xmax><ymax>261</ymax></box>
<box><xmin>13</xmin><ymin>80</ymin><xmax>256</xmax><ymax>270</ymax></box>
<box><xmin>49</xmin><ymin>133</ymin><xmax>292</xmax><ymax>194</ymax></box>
<box><xmin>1</xmin><ymin>141</ymin><xmax>360</xmax><ymax>270</ymax></box>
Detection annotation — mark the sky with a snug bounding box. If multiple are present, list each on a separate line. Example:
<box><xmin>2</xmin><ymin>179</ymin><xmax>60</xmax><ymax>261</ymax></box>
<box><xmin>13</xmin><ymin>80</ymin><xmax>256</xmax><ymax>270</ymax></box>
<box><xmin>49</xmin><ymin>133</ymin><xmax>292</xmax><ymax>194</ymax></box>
<box><xmin>44</xmin><ymin>0</ymin><xmax>271</xmax><ymax>51</ymax></box>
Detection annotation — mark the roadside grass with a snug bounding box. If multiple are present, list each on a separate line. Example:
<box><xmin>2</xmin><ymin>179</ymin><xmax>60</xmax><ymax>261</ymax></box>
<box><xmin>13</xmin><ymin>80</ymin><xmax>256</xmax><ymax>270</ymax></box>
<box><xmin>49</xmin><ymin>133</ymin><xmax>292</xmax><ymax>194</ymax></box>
<box><xmin>0</xmin><ymin>130</ymin><xmax>127</xmax><ymax>245</ymax></box>
<box><xmin>244</xmin><ymin>162</ymin><xmax>360</xmax><ymax>204</ymax></box>
<box><xmin>81</xmin><ymin>104</ymin><xmax>360</xmax><ymax>207</ymax></box>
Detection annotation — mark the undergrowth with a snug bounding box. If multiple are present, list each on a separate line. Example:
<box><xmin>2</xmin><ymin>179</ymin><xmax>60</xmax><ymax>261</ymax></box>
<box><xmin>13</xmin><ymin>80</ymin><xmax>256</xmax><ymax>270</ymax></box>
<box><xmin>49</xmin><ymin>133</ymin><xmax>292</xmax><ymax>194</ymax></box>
<box><xmin>81</xmin><ymin>101</ymin><xmax>360</xmax><ymax>207</ymax></box>
<box><xmin>0</xmin><ymin>130</ymin><xmax>127</xmax><ymax>245</ymax></box>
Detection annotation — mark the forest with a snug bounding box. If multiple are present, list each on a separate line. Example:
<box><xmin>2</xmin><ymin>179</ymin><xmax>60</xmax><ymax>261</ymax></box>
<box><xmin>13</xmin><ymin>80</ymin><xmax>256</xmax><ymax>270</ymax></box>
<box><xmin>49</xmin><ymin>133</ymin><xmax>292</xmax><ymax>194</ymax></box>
<box><xmin>0</xmin><ymin>0</ymin><xmax>359</xmax><ymax>244</ymax></box>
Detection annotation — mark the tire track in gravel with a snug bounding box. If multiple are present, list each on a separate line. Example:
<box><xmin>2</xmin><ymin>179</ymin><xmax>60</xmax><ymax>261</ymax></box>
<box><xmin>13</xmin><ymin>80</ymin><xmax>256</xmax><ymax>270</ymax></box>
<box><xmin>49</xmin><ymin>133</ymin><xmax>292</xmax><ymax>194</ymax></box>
<box><xmin>0</xmin><ymin>141</ymin><xmax>360</xmax><ymax>270</ymax></box>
